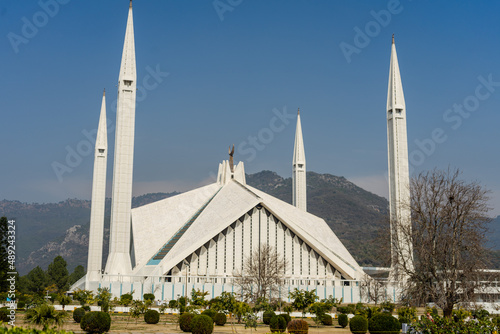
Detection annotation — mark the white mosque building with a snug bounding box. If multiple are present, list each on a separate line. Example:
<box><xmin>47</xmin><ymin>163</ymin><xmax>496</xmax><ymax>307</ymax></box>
<box><xmin>72</xmin><ymin>2</ymin><xmax>411</xmax><ymax>303</ymax></box>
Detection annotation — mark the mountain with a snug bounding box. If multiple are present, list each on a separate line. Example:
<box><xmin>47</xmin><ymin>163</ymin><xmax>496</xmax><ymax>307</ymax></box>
<box><xmin>3</xmin><ymin>171</ymin><xmax>498</xmax><ymax>275</ymax></box>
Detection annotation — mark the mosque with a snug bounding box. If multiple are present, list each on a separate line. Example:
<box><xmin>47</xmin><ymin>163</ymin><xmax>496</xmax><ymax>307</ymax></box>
<box><xmin>71</xmin><ymin>1</ymin><xmax>411</xmax><ymax>302</ymax></box>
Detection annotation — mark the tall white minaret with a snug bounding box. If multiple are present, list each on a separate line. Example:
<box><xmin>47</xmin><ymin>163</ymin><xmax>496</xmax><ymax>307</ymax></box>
<box><xmin>105</xmin><ymin>0</ymin><xmax>136</xmax><ymax>275</ymax></box>
<box><xmin>386</xmin><ymin>35</ymin><xmax>413</xmax><ymax>280</ymax></box>
<box><xmin>292</xmin><ymin>109</ymin><xmax>307</xmax><ymax>211</ymax></box>
<box><xmin>87</xmin><ymin>90</ymin><xmax>108</xmax><ymax>282</ymax></box>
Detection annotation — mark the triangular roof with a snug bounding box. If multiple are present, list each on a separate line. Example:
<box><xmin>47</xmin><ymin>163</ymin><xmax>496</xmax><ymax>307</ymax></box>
<box><xmin>131</xmin><ymin>179</ymin><xmax>363</xmax><ymax>280</ymax></box>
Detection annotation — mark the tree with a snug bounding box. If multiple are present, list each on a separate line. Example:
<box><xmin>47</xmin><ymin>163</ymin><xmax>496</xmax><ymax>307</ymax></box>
<box><xmin>26</xmin><ymin>304</ymin><xmax>68</xmax><ymax>330</ymax></box>
<box><xmin>25</xmin><ymin>266</ymin><xmax>48</xmax><ymax>295</ymax></box>
<box><xmin>234</xmin><ymin>244</ymin><xmax>287</xmax><ymax>303</ymax></box>
<box><xmin>57</xmin><ymin>294</ymin><xmax>72</xmax><ymax>310</ymax></box>
<box><xmin>289</xmin><ymin>288</ymin><xmax>318</xmax><ymax>317</ymax></box>
<box><xmin>191</xmin><ymin>288</ymin><xmax>209</xmax><ymax>309</ymax></box>
<box><xmin>392</xmin><ymin>169</ymin><xmax>492</xmax><ymax>317</ymax></box>
<box><xmin>95</xmin><ymin>287</ymin><xmax>113</xmax><ymax>312</ymax></box>
<box><xmin>47</xmin><ymin>256</ymin><xmax>69</xmax><ymax>292</ymax></box>
<box><xmin>73</xmin><ymin>289</ymin><xmax>94</xmax><ymax>307</ymax></box>
<box><xmin>0</xmin><ymin>217</ymin><xmax>9</xmax><ymax>292</ymax></box>
<box><xmin>360</xmin><ymin>275</ymin><xmax>387</xmax><ymax>305</ymax></box>
<box><xmin>68</xmin><ymin>265</ymin><xmax>85</xmax><ymax>286</ymax></box>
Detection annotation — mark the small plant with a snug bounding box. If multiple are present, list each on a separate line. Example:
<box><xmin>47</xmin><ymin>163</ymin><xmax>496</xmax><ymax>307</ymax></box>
<box><xmin>179</xmin><ymin>312</ymin><xmax>195</xmax><ymax>332</ymax></box>
<box><xmin>26</xmin><ymin>304</ymin><xmax>68</xmax><ymax>330</ymax></box>
<box><xmin>144</xmin><ymin>309</ymin><xmax>160</xmax><ymax>324</ymax></box>
<box><xmin>338</xmin><ymin>313</ymin><xmax>348</xmax><ymax>328</ymax></box>
<box><xmin>368</xmin><ymin>312</ymin><xmax>400</xmax><ymax>334</ymax></box>
<box><xmin>287</xmin><ymin>319</ymin><xmax>309</xmax><ymax>334</ymax></box>
<box><xmin>0</xmin><ymin>307</ymin><xmax>10</xmax><ymax>322</ymax></box>
<box><xmin>279</xmin><ymin>313</ymin><xmax>291</xmax><ymax>325</ymax></box>
<box><xmin>143</xmin><ymin>293</ymin><xmax>155</xmax><ymax>302</ymax></box>
<box><xmin>119</xmin><ymin>293</ymin><xmax>133</xmax><ymax>307</ymax></box>
<box><xmin>73</xmin><ymin>307</ymin><xmax>86</xmax><ymax>323</ymax></box>
<box><xmin>397</xmin><ymin>306</ymin><xmax>417</xmax><ymax>325</ymax></box>
<box><xmin>214</xmin><ymin>312</ymin><xmax>226</xmax><ymax>326</ymax></box>
<box><xmin>321</xmin><ymin>314</ymin><xmax>333</xmax><ymax>326</ymax></box>
<box><xmin>169</xmin><ymin>299</ymin><xmax>178</xmax><ymax>309</ymax></box>
<box><xmin>349</xmin><ymin>315</ymin><xmax>368</xmax><ymax>334</ymax></box>
<box><xmin>201</xmin><ymin>308</ymin><xmax>217</xmax><ymax>321</ymax></box>
<box><xmin>191</xmin><ymin>314</ymin><xmax>214</xmax><ymax>334</ymax></box>
<box><xmin>80</xmin><ymin>311</ymin><xmax>111</xmax><ymax>334</ymax></box>
<box><xmin>270</xmin><ymin>315</ymin><xmax>287</xmax><ymax>332</ymax></box>
<box><xmin>263</xmin><ymin>310</ymin><xmax>276</xmax><ymax>325</ymax></box>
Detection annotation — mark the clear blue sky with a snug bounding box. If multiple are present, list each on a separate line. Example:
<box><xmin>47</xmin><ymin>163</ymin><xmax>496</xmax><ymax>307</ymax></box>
<box><xmin>1</xmin><ymin>0</ymin><xmax>499</xmax><ymax>216</ymax></box>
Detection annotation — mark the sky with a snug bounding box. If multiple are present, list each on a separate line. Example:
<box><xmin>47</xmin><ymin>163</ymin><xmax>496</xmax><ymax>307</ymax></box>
<box><xmin>1</xmin><ymin>0</ymin><xmax>499</xmax><ymax>216</ymax></box>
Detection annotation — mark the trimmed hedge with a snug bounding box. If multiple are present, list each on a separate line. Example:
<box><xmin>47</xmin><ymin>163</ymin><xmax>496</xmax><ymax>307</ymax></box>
<box><xmin>73</xmin><ymin>307</ymin><xmax>86</xmax><ymax>323</ymax></box>
<box><xmin>350</xmin><ymin>315</ymin><xmax>368</xmax><ymax>334</ymax></box>
<box><xmin>80</xmin><ymin>311</ymin><xmax>111</xmax><ymax>334</ymax></box>
<box><xmin>338</xmin><ymin>313</ymin><xmax>348</xmax><ymax>328</ymax></box>
<box><xmin>263</xmin><ymin>310</ymin><xmax>276</xmax><ymax>325</ymax></box>
<box><xmin>191</xmin><ymin>314</ymin><xmax>214</xmax><ymax>334</ymax></box>
<box><xmin>214</xmin><ymin>313</ymin><xmax>226</xmax><ymax>326</ymax></box>
<box><xmin>368</xmin><ymin>313</ymin><xmax>400</xmax><ymax>334</ymax></box>
<box><xmin>279</xmin><ymin>313</ymin><xmax>291</xmax><ymax>325</ymax></box>
<box><xmin>179</xmin><ymin>312</ymin><xmax>195</xmax><ymax>332</ymax></box>
<box><xmin>201</xmin><ymin>309</ymin><xmax>217</xmax><ymax>321</ymax></box>
<box><xmin>144</xmin><ymin>309</ymin><xmax>160</xmax><ymax>324</ymax></box>
<box><xmin>322</xmin><ymin>314</ymin><xmax>333</xmax><ymax>326</ymax></box>
<box><xmin>287</xmin><ymin>319</ymin><xmax>309</xmax><ymax>334</ymax></box>
<box><xmin>270</xmin><ymin>315</ymin><xmax>287</xmax><ymax>333</ymax></box>
<box><xmin>143</xmin><ymin>293</ymin><xmax>155</xmax><ymax>301</ymax></box>
<box><xmin>0</xmin><ymin>308</ymin><xmax>10</xmax><ymax>322</ymax></box>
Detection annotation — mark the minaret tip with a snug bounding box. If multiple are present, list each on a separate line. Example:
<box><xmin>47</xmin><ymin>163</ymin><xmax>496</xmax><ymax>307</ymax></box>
<box><xmin>129</xmin><ymin>0</ymin><xmax>132</xmax><ymax>8</ymax></box>
<box><xmin>297</xmin><ymin>108</ymin><xmax>300</xmax><ymax>115</ymax></box>
<box><xmin>103</xmin><ymin>88</ymin><xmax>106</xmax><ymax>96</ymax></box>
<box><xmin>392</xmin><ymin>34</ymin><xmax>395</xmax><ymax>44</ymax></box>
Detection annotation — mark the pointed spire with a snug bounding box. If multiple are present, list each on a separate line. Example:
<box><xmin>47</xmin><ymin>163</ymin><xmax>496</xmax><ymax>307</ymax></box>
<box><xmin>103</xmin><ymin>88</ymin><xmax>105</xmax><ymax>96</ymax></box>
<box><xmin>392</xmin><ymin>33</ymin><xmax>394</xmax><ymax>44</ymax></box>
<box><xmin>129</xmin><ymin>0</ymin><xmax>132</xmax><ymax>8</ymax></box>
<box><xmin>96</xmin><ymin>91</ymin><xmax>107</xmax><ymax>150</ymax></box>
<box><xmin>293</xmin><ymin>109</ymin><xmax>306</xmax><ymax>211</ymax></box>
<box><xmin>387</xmin><ymin>35</ymin><xmax>405</xmax><ymax>112</ymax></box>
<box><xmin>119</xmin><ymin>0</ymin><xmax>136</xmax><ymax>83</ymax></box>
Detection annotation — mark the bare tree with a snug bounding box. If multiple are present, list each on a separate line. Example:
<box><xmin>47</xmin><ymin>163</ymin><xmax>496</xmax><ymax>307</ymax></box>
<box><xmin>392</xmin><ymin>168</ymin><xmax>492</xmax><ymax>317</ymax></box>
<box><xmin>360</xmin><ymin>275</ymin><xmax>388</xmax><ymax>305</ymax></box>
<box><xmin>234</xmin><ymin>244</ymin><xmax>287</xmax><ymax>303</ymax></box>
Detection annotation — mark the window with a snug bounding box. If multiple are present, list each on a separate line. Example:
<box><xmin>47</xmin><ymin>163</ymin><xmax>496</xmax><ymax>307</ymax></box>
<box><xmin>124</xmin><ymin>80</ymin><xmax>132</xmax><ymax>86</ymax></box>
<box><xmin>98</xmin><ymin>149</ymin><xmax>105</xmax><ymax>153</ymax></box>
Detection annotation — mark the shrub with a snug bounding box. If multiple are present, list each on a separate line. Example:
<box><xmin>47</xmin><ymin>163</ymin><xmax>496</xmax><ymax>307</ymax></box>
<box><xmin>179</xmin><ymin>312</ymin><xmax>195</xmax><ymax>332</ymax></box>
<box><xmin>379</xmin><ymin>301</ymin><xmax>395</xmax><ymax>314</ymax></box>
<box><xmin>143</xmin><ymin>293</ymin><xmax>155</xmax><ymax>301</ymax></box>
<box><xmin>287</xmin><ymin>319</ymin><xmax>309</xmax><ymax>334</ymax></box>
<box><xmin>492</xmin><ymin>315</ymin><xmax>500</xmax><ymax>327</ymax></box>
<box><xmin>191</xmin><ymin>314</ymin><xmax>214</xmax><ymax>334</ymax></box>
<box><xmin>73</xmin><ymin>307</ymin><xmax>86</xmax><ymax>323</ymax></box>
<box><xmin>17</xmin><ymin>301</ymin><xmax>26</xmax><ymax>309</ymax></box>
<box><xmin>349</xmin><ymin>315</ymin><xmax>368</xmax><ymax>334</ymax></box>
<box><xmin>214</xmin><ymin>313</ymin><xmax>226</xmax><ymax>326</ymax></box>
<box><xmin>472</xmin><ymin>308</ymin><xmax>490</xmax><ymax>320</ymax></box>
<box><xmin>144</xmin><ymin>309</ymin><xmax>159</xmax><ymax>324</ymax></box>
<box><xmin>270</xmin><ymin>315</ymin><xmax>287</xmax><ymax>332</ymax></box>
<box><xmin>279</xmin><ymin>313</ymin><xmax>291</xmax><ymax>325</ymax></box>
<box><xmin>321</xmin><ymin>314</ymin><xmax>332</xmax><ymax>326</ymax></box>
<box><xmin>338</xmin><ymin>313</ymin><xmax>348</xmax><ymax>328</ymax></box>
<box><xmin>168</xmin><ymin>299</ymin><xmax>178</xmax><ymax>309</ymax></box>
<box><xmin>80</xmin><ymin>311</ymin><xmax>111</xmax><ymax>334</ymax></box>
<box><xmin>82</xmin><ymin>305</ymin><xmax>91</xmax><ymax>311</ymax></box>
<box><xmin>263</xmin><ymin>310</ymin><xmax>276</xmax><ymax>325</ymax></box>
<box><xmin>337</xmin><ymin>306</ymin><xmax>349</xmax><ymax>314</ymax></box>
<box><xmin>397</xmin><ymin>306</ymin><xmax>416</xmax><ymax>325</ymax></box>
<box><xmin>368</xmin><ymin>313</ymin><xmax>400</xmax><ymax>334</ymax></box>
<box><xmin>201</xmin><ymin>309</ymin><xmax>216</xmax><ymax>321</ymax></box>
<box><xmin>0</xmin><ymin>308</ymin><xmax>10</xmax><ymax>322</ymax></box>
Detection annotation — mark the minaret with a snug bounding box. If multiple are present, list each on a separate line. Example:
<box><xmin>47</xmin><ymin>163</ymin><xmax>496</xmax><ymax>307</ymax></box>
<box><xmin>292</xmin><ymin>108</ymin><xmax>307</xmax><ymax>211</ymax></box>
<box><xmin>386</xmin><ymin>35</ymin><xmax>413</xmax><ymax>280</ymax></box>
<box><xmin>87</xmin><ymin>90</ymin><xmax>108</xmax><ymax>282</ymax></box>
<box><xmin>105</xmin><ymin>0</ymin><xmax>136</xmax><ymax>275</ymax></box>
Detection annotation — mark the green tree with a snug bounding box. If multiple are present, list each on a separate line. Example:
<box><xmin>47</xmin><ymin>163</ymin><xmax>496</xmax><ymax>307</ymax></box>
<box><xmin>26</xmin><ymin>304</ymin><xmax>68</xmax><ymax>330</ymax></box>
<box><xmin>95</xmin><ymin>287</ymin><xmax>113</xmax><ymax>312</ymax></box>
<box><xmin>68</xmin><ymin>265</ymin><xmax>85</xmax><ymax>286</ymax></box>
<box><xmin>25</xmin><ymin>266</ymin><xmax>48</xmax><ymax>294</ymax></box>
<box><xmin>119</xmin><ymin>292</ymin><xmax>134</xmax><ymax>307</ymax></box>
<box><xmin>233</xmin><ymin>301</ymin><xmax>251</xmax><ymax>324</ymax></box>
<box><xmin>0</xmin><ymin>217</ymin><xmax>9</xmax><ymax>292</ymax></box>
<box><xmin>47</xmin><ymin>256</ymin><xmax>69</xmax><ymax>292</ymax></box>
<box><xmin>191</xmin><ymin>288</ymin><xmax>209</xmax><ymax>308</ymax></box>
<box><xmin>57</xmin><ymin>294</ymin><xmax>72</xmax><ymax>310</ymax></box>
<box><xmin>289</xmin><ymin>288</ymin><xmax>318</xmax><ymax>317</ymax></box>
<box><xmin>73</xmin><ymin>288</ymin><xmax>94</xmax><ymax>307</ymax></box>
